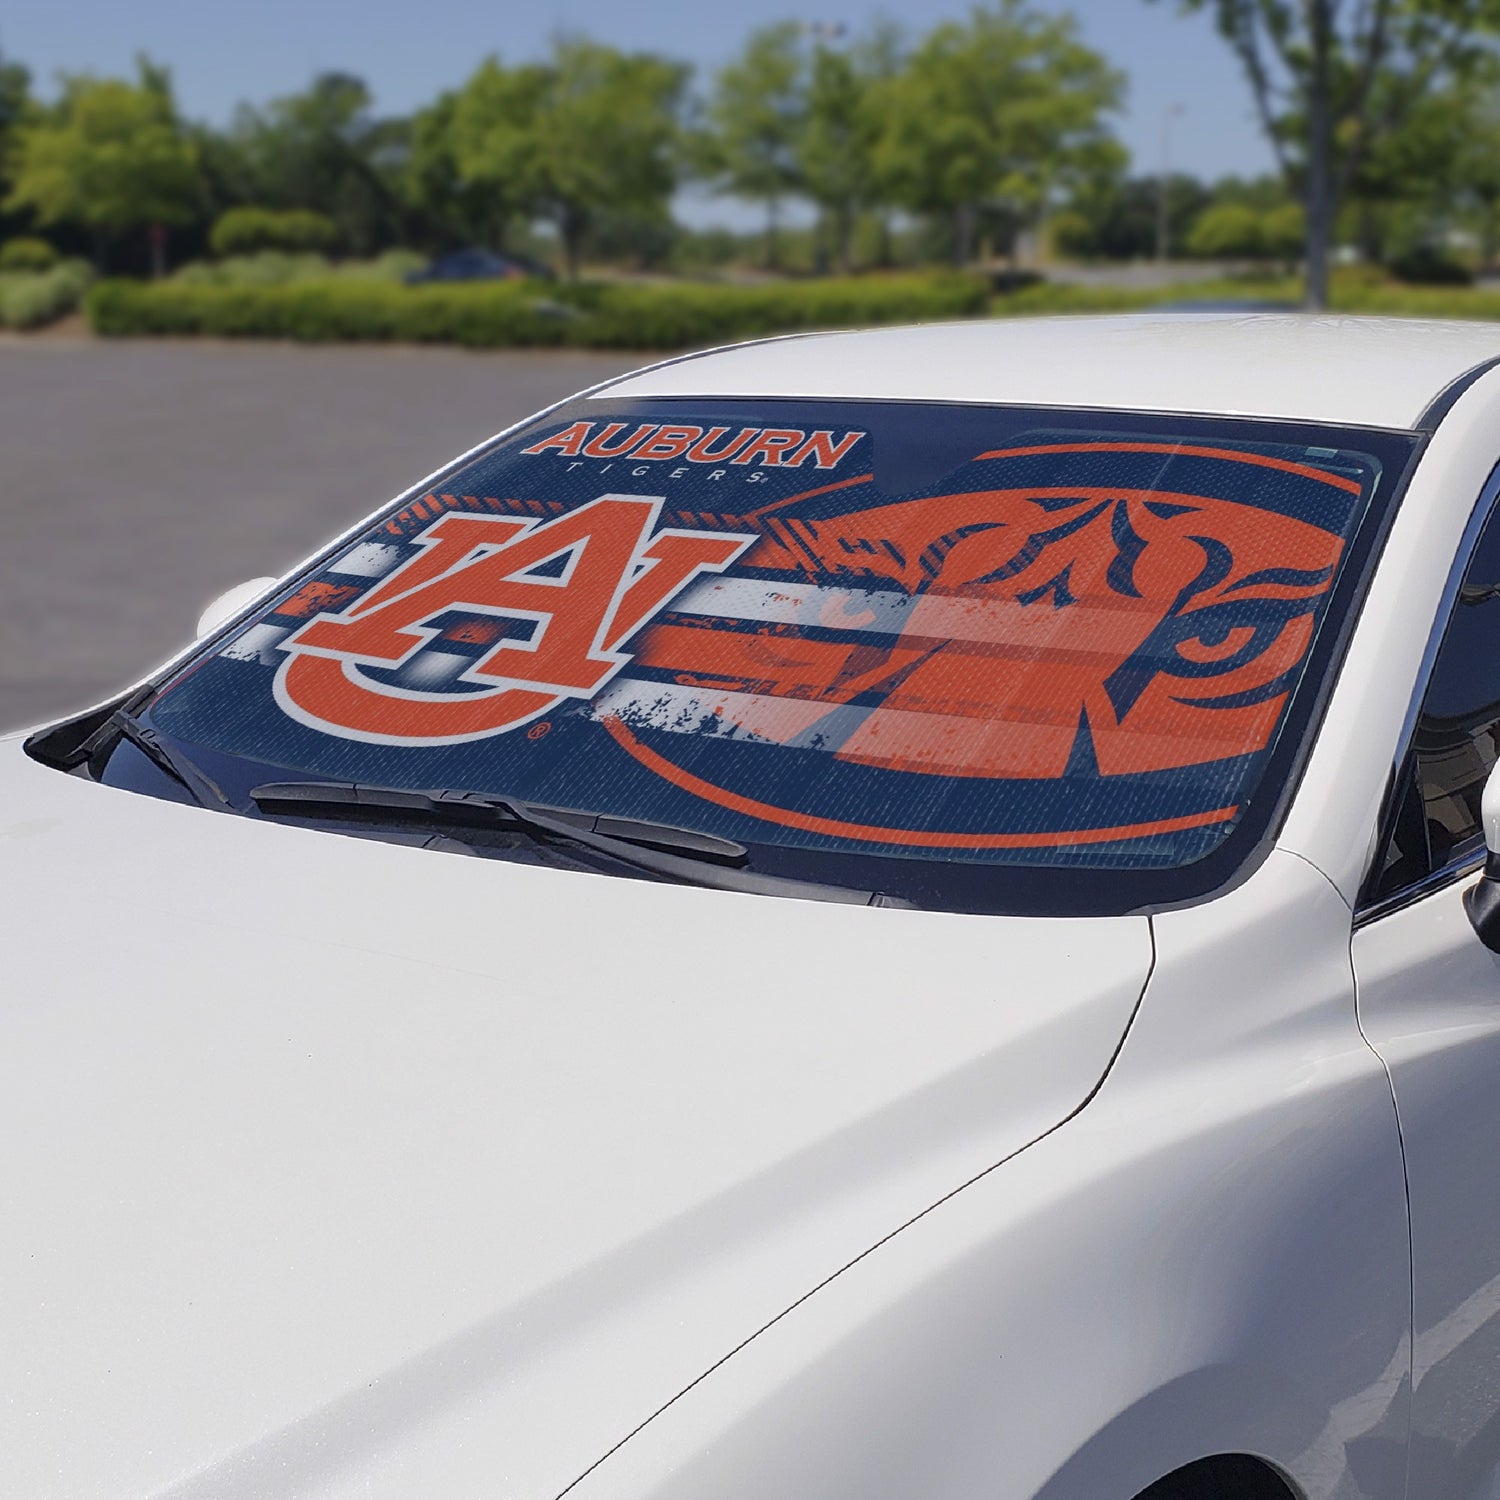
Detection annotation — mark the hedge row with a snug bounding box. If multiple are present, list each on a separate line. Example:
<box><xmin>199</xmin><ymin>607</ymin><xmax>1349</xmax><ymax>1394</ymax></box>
<box><xmin>0</xmin><ymin>260</ymin><xmax>93</xmax><ymax>329</ymax></box>
<box><xmin>988</xmin><ymin>271</ymin><xmax>1500</xmax><ymax>320</ymax></box>
<box><xmin>170</xmin><ymin>247</ymin><xmax>426</xmax><ymax>289</ymax></box>
<box><xmin>989</xmin><ymin>274</ymin><xmax>1310</xmax><ymax>317</ymax></box>
<box><xmin>84</xmin><ymin>272</ymin><xmax>990</xmax><ymax>349</ymax></box>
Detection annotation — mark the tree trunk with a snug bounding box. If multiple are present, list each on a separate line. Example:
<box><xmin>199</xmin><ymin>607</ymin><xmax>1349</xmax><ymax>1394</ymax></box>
<box><xmin>148</xmin><ymin>223</ymin><xmax>167</xmax><ymax>280</ymax></box>
<box><xmin>836</xmin><ymin>204</ymin><xmax>853</xmax><ymax>274</ymax></box>
<box><xmin>1357</xmin><ymin>200</ymin><xmax>1381</xmax><ymax>264</ymax></box>
<box><xmin>560</xmin><ymin>207</ymin><xmax>583</xmax><ymax>282</ymax></box>
<box><xmin>765</xmin><ymin>197</ymin><xmax>780</xmax><ymax>272</ymax></box>
<box><xmin>954</xmin><ymin>202</ymin><xmax>977</xmax><ymax>267</ymax></box>
<box><xmin>1304</xmin><ymin>0</ymin><xmax>1336</xmax><ymax>310</ymax></box>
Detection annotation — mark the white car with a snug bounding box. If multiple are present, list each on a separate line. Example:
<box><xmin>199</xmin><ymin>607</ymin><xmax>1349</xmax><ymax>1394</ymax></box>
<box><xmin>12</xmin><ymin>313</ymin><xmax>1500</xmax><ymax>1500</ymax></box>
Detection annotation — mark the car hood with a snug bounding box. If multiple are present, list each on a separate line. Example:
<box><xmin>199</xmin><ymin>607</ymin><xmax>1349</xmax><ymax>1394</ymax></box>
<box><xmin>0</xmin><ymin>738</ymin><xmax>1152</xmax><ymax>1500</ymax></box>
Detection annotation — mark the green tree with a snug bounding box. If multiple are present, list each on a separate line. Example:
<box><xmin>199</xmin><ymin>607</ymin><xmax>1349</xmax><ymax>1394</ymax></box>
<box><xmin>186</xmin><ymin>119</ymin><xmax>258</xmax><ymax>236</ymax></box>
<box><xmin>1208</xmin><ymin>172</ymin><xmax>1298</xmax><ymax>211</ymax></box>
<box><xmin>872</xmin><ymin>0</ymin><xmax>1123</xmax><ymax>266</ymax></box>
<box><xmin>701</xmin><ymin>23</ymin><xmax>807</xmax><ymax>269</ymax></box>
<box><xmin>1444</xmin><ymin>90</ymin><xmax>1500</xmax><ymax>269</ymax></box>
<box><xmin>1343</xmin><ymin>81</ymin><xmax>1453</xmax><ymax>260</ymax></box>
<box><xmin>846</xmin><ymin>19</ymin><xmax>909</xmax><ymax>267</ymax></box>
<box><xmin>1340</xmin><ymin>72</ymin><xmax>1500</xmax><ymax>267</ymax></box>
<box><xmin>0</xmin><ymin>51</ymin><xmax>31</xmax><ymax>169</ymax></box>
<box><xmin>0</xmin><ymin>51</ymin><xmax>36</xmax><ymax>245</ymax></box>
<box><xmin>1063</xmin><ymin>172</ymin><xmax>1213</xmax><ymax>261</ymax></box>
<box><xmin>405</xmin><ymin>81</ymin><xmax>523</xmax><ymax>251</ymax></box>
<box><xmin>532</xmin><ymin>40</ymin><xmax>688</xmax><ymax>278</ymax></box>
<box><xmin>1261</xmin><ymin>199</ymin><xmax>1307</xmax><ymax>260</ymax></box>
<box><xmin>0</xmin><ymin>55</ymin><xmax>28</xmax><ymax>126</ymax></box>
<box><xmin>1187</xmin><ymin>201</ymin><xmax>1266</xmax><ymax>256</ymax></box>
<box><xmin>1160</xmin><ymin>0</ymin><xmax>1500</xmax><ymax>309</ymax></box>
<box><xmin>1048</xmin><ymin>206</ymin><xmax>1097</xmax><ymax>257</ymax></box>
<box><xmin>453</xmin><ymin>40</ymin><xmax>686</xmax><ymax>279</ymax></box>
<box><xmin>798</xmin><ymin>31</ymin><xmax>889</xmax><ymax>273</ymax></box>
<box><xmin>209</xmin><ymin>206</ymin><xmax>336</xmax><ymax>256</ymax></box>
<box><xmin>230</xmin><ymin>73</ymin><xmax>407</xmax><ymax>253</ymax></box>
<box><xmin>6</xmin><ymin>60</ymin><xmax>197</xmax><ymax>274</ymax></box>
<box><xmin>445</xmin><ymin>58</ymin><xmax>551</xmax><ymax>254</ymax></box>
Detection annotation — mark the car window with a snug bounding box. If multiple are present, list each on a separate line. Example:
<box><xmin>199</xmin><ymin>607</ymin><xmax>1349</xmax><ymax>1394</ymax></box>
<box><xmin>123</xmin><ymin>398</ymin><xmax>1415</xmax><ymax>915</ymax></box>
<box><xmin>1369</xmin><ymin>498</ymin><xmax>1500</xmax><ymax>904</ymax></box>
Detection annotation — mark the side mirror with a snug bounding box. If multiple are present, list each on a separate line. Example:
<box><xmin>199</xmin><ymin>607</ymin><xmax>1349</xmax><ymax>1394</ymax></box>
<box><xmin>1465</xmin><ymin>764</ymin><xmax>1500</xmax><ymax>950</ymax></box>
<box><xmin>196</xmin><ymin>577</ymin><xmax>275</xmax><ymax>640</ymax></box>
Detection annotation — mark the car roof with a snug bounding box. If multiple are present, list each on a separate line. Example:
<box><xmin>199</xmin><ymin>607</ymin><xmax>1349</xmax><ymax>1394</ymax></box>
<box><xmin>597</xmin><ymin>313</ymin><xmax>1500</xmax><ymax>432</ymax></box>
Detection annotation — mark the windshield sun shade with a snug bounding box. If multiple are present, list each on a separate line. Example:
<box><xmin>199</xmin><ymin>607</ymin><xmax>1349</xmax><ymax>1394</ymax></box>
<box><xmin>136</xmin><ymin>397</ymin><xmax>1415</xmax><ymax>914</ymax></box>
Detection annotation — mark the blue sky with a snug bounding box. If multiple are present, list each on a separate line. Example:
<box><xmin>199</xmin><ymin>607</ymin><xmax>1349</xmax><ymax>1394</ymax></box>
<box><xmin>4</xmin><ymin>0</ymin><xmax>1278</xmax><ymax>217</ymax></box>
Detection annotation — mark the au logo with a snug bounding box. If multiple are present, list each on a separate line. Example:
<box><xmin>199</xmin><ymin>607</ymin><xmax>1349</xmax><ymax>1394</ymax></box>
<box><xmin>274</xmin><ymin>494</ymin><xmax>754</xmax><ymax>745</ymax></box>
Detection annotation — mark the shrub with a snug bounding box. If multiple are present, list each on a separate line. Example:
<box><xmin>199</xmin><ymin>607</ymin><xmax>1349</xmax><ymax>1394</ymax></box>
<box><xmin>558</xmin><ymin>274</ymin><xmax>988</xmax><ymax>348</ymax></box>
<box><xmin>88</xmin><ymin>279</ymin><xmax>578</xmax><ymax>344</ymax></box>
<box><xmin>1332</xmin><ymin>261</ymin><xmax>1389</xmax><ymax>292</ymax></box>
<box><xmin>0</xmin><ymin>236</ymin><xmax>57</xmax><ymax>272</ymax></box>
<box><xmin>331</xmin><ymin>248</ymin><xmax>429</xmax><ymax>282</ymax></box>
<box><xmin>172</xmin><ymin>249</ymin><xmax>429</xmax><ymax>289</ymax></box>
<box><xmin>86</xmin><ymin>272</ymin><xmax>990</xmax><ymax>348</ymax></box>
<box><xmin>988</xmin><ymin>271</ymin><xmax>1303</xmax><ymax>319</ymax></box>
<box><xmin>1388</xmin><ymin>245</ymin><xmax>1474</xmax><ymax>286</ymax></box>
<box><xmin>1261</xmin><ymin>203</ymin><xmax>1306</xmax><ymax>261</ymax></box>
<box><xmin>1048</xmin><ymin>209</ymin><xmax>1096</xmax><ymax>260</ymax></box>
<box><xmin>986</xmin><ymin>268</ymin><xmax>1046</xmax><ymax>294</ymax></box>
<box><xmin>172</xmin><ymin>251</ymin><xmax>331</xmax><ymax>288</ymax></box>
<box><xmin>1186</xmin><ymin>203</ymin><xmax>1265</xmax><ymax>259</ymax></box>
<box><xmin>668</xmin><ymin>227</ymin><xmax>743</xmax><ymax>274</ymax></box>
<box><xmin>209</xmin><ymin>207</ymin><xmax>338</xmax><ymax>258</ymax></box>
<box><xmin>0</xmin><ymin>259</ymin><xmax>94</xmax><ymax>329</ymax></box>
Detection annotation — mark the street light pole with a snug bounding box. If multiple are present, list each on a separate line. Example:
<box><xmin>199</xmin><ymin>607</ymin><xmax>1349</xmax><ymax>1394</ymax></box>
<box><xmin>1156</xmin><ymin>103</ymin><xmax>1185</xmax><ymax>264</ymax></box>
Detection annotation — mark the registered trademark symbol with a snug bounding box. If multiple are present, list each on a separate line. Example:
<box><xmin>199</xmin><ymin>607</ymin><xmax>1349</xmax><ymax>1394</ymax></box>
<box><xmin>527</xmin><ymin>721</ymin><xmax>552</xmax><ymax>740</ymax></box>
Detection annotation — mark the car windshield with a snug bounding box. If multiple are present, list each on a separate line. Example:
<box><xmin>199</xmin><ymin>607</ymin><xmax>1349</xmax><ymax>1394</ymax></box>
<box><xmin>128</xmin><ymin>396</ymin><xmax>1416</xmax><ymax>914</ymax></box>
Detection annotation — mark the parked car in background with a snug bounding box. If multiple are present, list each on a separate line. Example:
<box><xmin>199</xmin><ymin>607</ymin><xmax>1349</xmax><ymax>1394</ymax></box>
<box><xmin>403</xmin><ymin>246</ymin><xmax>554</xmax><ymax>284</ymax></box>
<box><xmin>17</xmin><ymin>314</ymin><xmax>1500</xmax><ymax>1499</ymax></box>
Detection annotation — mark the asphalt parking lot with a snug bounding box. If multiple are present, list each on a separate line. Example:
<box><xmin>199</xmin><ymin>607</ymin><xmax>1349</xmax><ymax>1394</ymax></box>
<box><xmin>0</xmin><ymin>338</ymin><xmax>641</xmax><ymax>731</ymax></box>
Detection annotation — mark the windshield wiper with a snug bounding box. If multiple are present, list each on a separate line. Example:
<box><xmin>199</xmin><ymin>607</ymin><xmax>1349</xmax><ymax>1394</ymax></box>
<box><xmin>252</xmin><ymin>780</ymin><xmax>747</xmax><ymax>860</ymax></box>
<box><xmin>249</xmin><ymin>780</ymin><xmax>901</xmax><ymax>906</ymax></box>
<box><xmin>107</xmin><ymin>710</ymin><xmax>231</xmax><ymax>809</ymax></box>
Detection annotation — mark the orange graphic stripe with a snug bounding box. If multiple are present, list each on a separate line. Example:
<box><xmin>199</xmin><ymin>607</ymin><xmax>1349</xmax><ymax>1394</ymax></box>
<box><xmin>971</xmin><ymin>442</ymin><xmax>1363</xmax><ymax>495</ymax></box>
<box><xmin>600</xmin><ymin>713</ymin><xmax>1238</xmax><ymax>849</ymax></box>
<box><xmin>274</xmin><ymin>580</ymin><xmax>363</xmax><ymax>619</ymax></box>
<box><xmin>743</xmin><ymin>472</ymin><xmax>874</xmax><ymax>522</ymax></box>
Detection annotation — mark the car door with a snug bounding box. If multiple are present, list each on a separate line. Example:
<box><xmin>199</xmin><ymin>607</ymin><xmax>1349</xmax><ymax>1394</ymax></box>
<box><xmin>1353</xmin><ymin>491</ymin><xmax>1500</xmax><ymax>1499</ymax></box>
